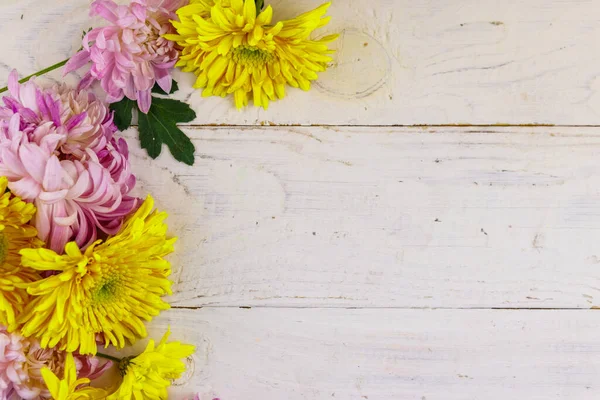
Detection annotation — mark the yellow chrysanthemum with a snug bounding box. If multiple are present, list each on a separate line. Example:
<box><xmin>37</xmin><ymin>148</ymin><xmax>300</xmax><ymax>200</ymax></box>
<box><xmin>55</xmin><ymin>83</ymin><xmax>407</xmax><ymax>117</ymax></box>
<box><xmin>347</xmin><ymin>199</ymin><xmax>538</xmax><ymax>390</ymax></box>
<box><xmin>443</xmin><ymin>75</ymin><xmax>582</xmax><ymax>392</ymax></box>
<box><xmin>108</xmin><ymin>329</ymin><xmax>195</xmax><ymax>400</ymax></box>
<box><xmin>166</xmin><ymin>0</ymin><xmax>338</xmax><ymax>109</ymax></box>
<box><xmin>18</xmin><ymin>195</ymin><xmax>176</xmax><ymax>355</ymax></box>
<box><xmin>0</xmin><ymin>176</ymin><xmax>42</xmax><ymax>330</ymax></box>
<box><xmin>0</xmin><ymin>268</ymin><xmax>39</xmax><ymax>331</ymax></box>
<box><xmin>41</xmin><ymin>352</ymin><xmax>109</xmax><ymax>400</ymax></box>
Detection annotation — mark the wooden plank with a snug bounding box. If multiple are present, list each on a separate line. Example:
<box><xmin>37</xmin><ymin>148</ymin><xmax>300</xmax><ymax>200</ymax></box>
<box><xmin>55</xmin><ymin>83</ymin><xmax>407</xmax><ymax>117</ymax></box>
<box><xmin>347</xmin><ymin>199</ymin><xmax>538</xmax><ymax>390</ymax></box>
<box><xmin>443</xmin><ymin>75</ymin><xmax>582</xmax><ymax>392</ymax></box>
<box><xmin>3</xmin><ymin>0</ymin><xmax>600</xmax><ymax>125</ymax></box>
<box><xmin>153</xmin><ymin>308</ymin><xmax>600</xmax><ymax>399</ymax></box>
<box><xmin>123</xmin><ymin>126</ymin><xmax>600</xmax><ymax>309</ymax></box>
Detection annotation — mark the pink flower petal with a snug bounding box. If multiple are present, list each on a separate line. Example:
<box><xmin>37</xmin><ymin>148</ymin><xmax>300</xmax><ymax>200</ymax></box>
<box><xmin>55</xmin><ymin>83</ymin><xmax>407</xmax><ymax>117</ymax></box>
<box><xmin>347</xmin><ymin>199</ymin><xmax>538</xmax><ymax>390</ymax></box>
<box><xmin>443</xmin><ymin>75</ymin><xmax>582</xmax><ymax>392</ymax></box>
<box><xmin>75</xmin><ymin>355</ymin><xmax>113</xmax><ymax>380</ymax></box>
<box><xmin>42</xmin><ymin>155</ymin><xmax>64</xmax><ymax>192</ymax></box>
<box><xmin>39</xmin><ymin>133</ymin><xmax>64</xmax><ymax>154</ymax></box>
<box><xmin>53</xmin><ymin>211</ymin><xmax>78</xmax><ymax>226</ymax></box>
<box><xmin>131</xmin><ymin>2</ymin><xmax>147</xmax><ymax>21</ymax></box>
<box><xmin>8</xmin><ymin>113</ymin><xmax>20</xmax><ymax>136</ymax></box>
<box><xmin>7</xmin><ymin>70</ymin><xmax>19</xmax><ymax>98</ymax></box>
<box><xmin>155</xmin><ymin>67</ymin><xmax>172</xmax><ymax>94</ymax></box>
<box><xmin>9</xmin><ymin>177</ymin><xmax>42</xmax><ymax>200</ymax></box>
<box><xmin>18</xmin><ymin>144</ymin><xmax>48</xmax><ymax>183</ymax></box>
<box><xmin>48</xmin><ymin>222</ymin><xmax>72</xmax><ymax>253</ymax></box>
<box><xmin>34</xmin><ymin>200</ymin><xmax>52</xmax><ymax>241</ymax></box>
<box><xmin>0</xmin><ymin>147</ymin><xmax>28</xmax><ymax>179</ymax></box>
<box><xmin>19</xmin><ymin>84</ymin><xmax>39</xmax><ymax>114</ymax></box>
<box><xmin>38</xmin><ymin>189</ymin><xmax>69</xmax><ymax>203</ymax></box>
<box><xmin>91</xmin><ymin>0</ymin><xmax>119</xmax><ymax>24</ymax></box>
<box><xmin>96</xmin><ymin>30</ymin><xmax>107</xmax><ymax>49</ymax></box>
<box><xmin>137</xmin><ymin>89</ymin><xmax>152</xmax><ymax>113</ymax></box>
<box><xmin>67</xmin><ymin>169</ymin><xmax>91</xmax><ymax>199</ymax></box>
<box><xmin>64</xmin><ymin>50</ymin><xmax>92</xmax><ymax>74</ymax></box>
<box><xmin>82</xmin><ymin>28</ymin><xmax>102</xmax><ymax>52</ymax></box>
<box><xmin>73</xmin><ymin>208</ymin><xmax>93</xmax><ymax>246</ymax></box>
<box><xmin>43</xmin><ymin>95</ymin><xmax>62</xmax><ymax>127</ymax></box>
<box><xmin>121</xmin><ymin>28</ymin><xmax>134</xmax><ymax>44</ymax></box>
<box><xmin>77</xmin><ymin>71</ymin><xmax>96</xmax><ymax>90</ymax></box>
<box><xmin>65</xmin><ymin>112</ymin><xmax>88</xmax><ymax>132</ymax></box>
<box><xmin>117</xmin><ymin>14</ymin><xmax>138</xmax><ymax>27</ymax></box>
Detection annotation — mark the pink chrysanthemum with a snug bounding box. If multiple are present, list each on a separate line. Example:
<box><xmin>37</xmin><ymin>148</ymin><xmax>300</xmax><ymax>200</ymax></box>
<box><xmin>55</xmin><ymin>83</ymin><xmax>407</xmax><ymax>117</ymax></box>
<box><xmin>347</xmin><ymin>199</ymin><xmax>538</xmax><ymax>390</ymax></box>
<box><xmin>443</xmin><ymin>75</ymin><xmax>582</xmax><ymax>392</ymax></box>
<box><xmin>0</xmin><ymin>326</ymin><xmax>111</xmax><ymax>399</ymax></box>
<box><xmin>0</xmin><ymin>71</ymin><xmax>138</xmax><ymax>253</ymax></box>
<box><xmin>65</xmin><ymin>0</ymin><xmax>186</xmax><ymax>113</ymax></box>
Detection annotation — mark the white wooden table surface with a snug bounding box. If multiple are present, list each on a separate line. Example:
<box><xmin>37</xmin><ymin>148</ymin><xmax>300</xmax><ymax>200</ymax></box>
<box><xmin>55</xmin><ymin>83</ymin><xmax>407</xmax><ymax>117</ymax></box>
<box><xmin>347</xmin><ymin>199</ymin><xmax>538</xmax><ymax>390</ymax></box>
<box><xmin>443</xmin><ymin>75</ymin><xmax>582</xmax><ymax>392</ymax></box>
<box><xmin>2</xmin><ymin>1</ymin><xmax>600</xmax><ymax>399</ymax></box>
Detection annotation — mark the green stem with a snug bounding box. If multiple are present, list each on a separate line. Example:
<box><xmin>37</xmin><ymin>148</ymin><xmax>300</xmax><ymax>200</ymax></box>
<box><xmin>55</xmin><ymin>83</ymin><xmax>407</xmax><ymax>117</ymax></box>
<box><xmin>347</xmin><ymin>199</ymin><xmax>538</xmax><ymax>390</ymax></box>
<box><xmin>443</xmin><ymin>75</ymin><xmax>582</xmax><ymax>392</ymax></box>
<box><xmin>96</xmin><ymin>352</ymin><xmax>122</xmax><ymax>363</ymax></box>
<box><xmin>0</xmin><ymin>58</ymin><xmax>70</xmax><ymax>94</ymax></box>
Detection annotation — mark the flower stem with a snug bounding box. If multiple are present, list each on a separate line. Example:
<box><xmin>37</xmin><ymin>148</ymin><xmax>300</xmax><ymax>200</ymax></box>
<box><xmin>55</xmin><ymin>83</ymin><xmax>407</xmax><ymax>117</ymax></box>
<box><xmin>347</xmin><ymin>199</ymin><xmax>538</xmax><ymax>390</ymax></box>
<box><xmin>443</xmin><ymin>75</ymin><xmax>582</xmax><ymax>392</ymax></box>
<box><xmin>0</xmin><ymin>58</ymin><xmax>70</xmax><ymax>94</ymax></box>
<box><xmin>96</xmin><ymin>352</ymin><xmax>122</xmax><ymax>363</ymax></box>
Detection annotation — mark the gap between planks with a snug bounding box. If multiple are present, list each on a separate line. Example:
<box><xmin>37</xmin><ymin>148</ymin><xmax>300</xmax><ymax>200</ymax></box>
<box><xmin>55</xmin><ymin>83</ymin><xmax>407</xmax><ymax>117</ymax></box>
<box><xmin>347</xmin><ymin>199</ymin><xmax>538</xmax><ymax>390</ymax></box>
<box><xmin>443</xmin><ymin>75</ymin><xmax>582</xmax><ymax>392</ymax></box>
<box><xmin>171</xmin><ymin>306</ymin><xmax>598</xmax><ymax>311</ymax></box>
<box><xmin>130</xmin><ymin>124</ymin><xmax>600</xmax><ymax>128</ymax></box>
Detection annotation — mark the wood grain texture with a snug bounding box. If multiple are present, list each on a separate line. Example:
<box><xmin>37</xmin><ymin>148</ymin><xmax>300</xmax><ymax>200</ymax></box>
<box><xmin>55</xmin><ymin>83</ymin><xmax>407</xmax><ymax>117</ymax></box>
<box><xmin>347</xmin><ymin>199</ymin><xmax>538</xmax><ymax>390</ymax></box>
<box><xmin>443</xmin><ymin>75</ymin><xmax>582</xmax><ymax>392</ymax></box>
<box><xmin>122</xmin><ymin>126</ymin><xmax>600</xmax><ymax>309</ymax></box>
<box><xmin>155</xmin><ymin>308</ymin><xmax>600</xmax><ymax>399</ymax></box>
<box><xmin>2</xmin><ymin>1</ymin><xmax>600</xmax><ymax>398</ymax></box>
<box><xmin>3</xmin><ymin>0</ymin><xmax>600</xmax><ymax>124</ymax></box>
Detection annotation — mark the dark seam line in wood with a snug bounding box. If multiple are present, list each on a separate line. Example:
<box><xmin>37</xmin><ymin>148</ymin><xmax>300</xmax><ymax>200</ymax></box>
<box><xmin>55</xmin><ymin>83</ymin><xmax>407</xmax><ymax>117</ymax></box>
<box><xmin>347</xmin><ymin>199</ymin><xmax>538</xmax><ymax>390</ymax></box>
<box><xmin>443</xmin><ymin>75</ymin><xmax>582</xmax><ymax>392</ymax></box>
<box><xmin>185</xmin><ymin>124</ymin><xmax>561</xmax><ymax>128</ymax></box>
<box><xmin>171</xmin><ymin>305</ymin><xmax>597</xmax><ymax>311</ymax></box>
<box><xmin>126</xmin><ymin>124</ymin><xmax>600</xmax><ymax>128</ymax></box>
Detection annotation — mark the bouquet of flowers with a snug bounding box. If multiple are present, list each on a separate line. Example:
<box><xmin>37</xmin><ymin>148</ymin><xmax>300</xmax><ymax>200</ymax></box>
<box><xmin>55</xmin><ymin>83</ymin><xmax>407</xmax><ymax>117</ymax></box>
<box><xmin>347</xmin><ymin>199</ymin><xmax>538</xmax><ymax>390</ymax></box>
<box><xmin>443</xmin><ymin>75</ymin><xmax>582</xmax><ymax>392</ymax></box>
<box><xmin>0</xmin><ymin>0</ymin><xmax>336</xmax><ymax>397</ymax></box>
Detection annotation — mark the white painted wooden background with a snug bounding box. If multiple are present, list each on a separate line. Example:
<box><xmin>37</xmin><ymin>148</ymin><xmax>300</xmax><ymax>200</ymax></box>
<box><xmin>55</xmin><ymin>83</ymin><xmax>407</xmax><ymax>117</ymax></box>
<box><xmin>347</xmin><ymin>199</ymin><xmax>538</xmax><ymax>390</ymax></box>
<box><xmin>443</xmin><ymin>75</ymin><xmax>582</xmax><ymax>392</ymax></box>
<box><xmin>1</xmin><ymin>0</ymin><xmax>600</xmax><ymax>399</ymax></box>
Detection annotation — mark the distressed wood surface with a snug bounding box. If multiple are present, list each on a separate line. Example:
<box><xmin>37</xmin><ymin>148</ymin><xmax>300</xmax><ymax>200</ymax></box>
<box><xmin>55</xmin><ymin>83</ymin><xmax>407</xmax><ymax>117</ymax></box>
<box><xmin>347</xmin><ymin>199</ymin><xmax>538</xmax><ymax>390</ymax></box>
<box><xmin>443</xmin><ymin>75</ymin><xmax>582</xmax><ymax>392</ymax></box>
<box><xmin>3</xmin><ymin>0</ymin><xmax>600</xmax><ymax>124</ymax></box>
<box><xmin>2</xmin><ymin>0</ymin><xmax>600</xmax><ymax>399</ymax></box>
<box><xmin>129</xmin><ymin>126</ymin><xmax>600</xmax><ymax>309</ymax></box>
<box><xmin>154</xmin><ymin>308</ymin><xmax>600</xmax><ymax>399</ymax></box>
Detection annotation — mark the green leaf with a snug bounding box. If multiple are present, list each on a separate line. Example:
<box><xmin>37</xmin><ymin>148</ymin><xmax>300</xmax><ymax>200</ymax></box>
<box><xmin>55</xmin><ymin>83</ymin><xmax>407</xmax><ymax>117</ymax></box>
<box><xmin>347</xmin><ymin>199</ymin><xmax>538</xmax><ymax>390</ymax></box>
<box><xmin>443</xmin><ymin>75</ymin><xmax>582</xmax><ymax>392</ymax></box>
<box><xmin>110</xmin><ymin>98</ymin><xmax>136</xmax><ymax>131</ymax></box>
<box><xmin>117</xmin><ymin>85</ymin><xmax>197</xmax><ymax>165</ymax></box>
<box><xmin>138</xmin><ymin>112</ymin><xmax>163</xmax><ymax>159</ymax></box>
<box><xmin>152</xmin><ymin>80</ymin><xmax>179</xmax><ymax>95</ymax></box>
<box><xmin>150</xmin><ymin>97</ymin><xmax>196</xmax><ymax>124</ymax></box>
<box><xmin>255</xmin><ymin>0</ymin><xmax>264</xmax><ymax>11</ymax></box>
<box><xmin>138</xmin><ymin>107</ymin><xmax>195</xmax><ymax>165</ymax></box>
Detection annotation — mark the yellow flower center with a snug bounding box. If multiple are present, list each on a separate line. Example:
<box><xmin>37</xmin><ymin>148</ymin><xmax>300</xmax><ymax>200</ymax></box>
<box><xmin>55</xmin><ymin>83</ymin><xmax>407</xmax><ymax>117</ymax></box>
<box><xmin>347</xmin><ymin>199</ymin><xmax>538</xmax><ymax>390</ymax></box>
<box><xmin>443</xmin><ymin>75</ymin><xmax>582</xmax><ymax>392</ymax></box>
<box><xmin>119</xmin><ymin>356</ymin><xmax>135</xmax><ymax>377</ymax></box>
<box><xmin>231</xmin><ymin>45</ymin><xmax>272</xmax><ymax>67</ymax></box>
<box><xmin>91</xmin><ymin>273</ymin><xmax>122</xmax><ymax>304</ymax></box>
<box><xmin>0</xmin><ymin>232</ymin><xmax>8</xmax><ymax>265</ymax></box>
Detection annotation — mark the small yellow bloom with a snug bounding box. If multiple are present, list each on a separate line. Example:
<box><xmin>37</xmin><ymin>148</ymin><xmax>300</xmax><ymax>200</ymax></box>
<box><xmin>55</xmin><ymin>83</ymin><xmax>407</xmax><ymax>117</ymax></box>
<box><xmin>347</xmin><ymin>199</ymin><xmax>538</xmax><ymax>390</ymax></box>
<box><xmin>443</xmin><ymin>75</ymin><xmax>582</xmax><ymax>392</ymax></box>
<box><xmin>0</xmin><ymin>176</ymin><xmax>42</xmax><ymax>330</ymax></box>
<box><xmin>41</xmin><ymin>352</ymin><xmax>109</xmax><ymax>400</ymax></box>
<box><xmin>166</xmin><ymin>0</ymin><xmax>338</xmax><ymax>109</ymax></box>
<box><xmin>108</xmin><ymin>329</ymin><xmax>195</xmax><ymax>400</ymax></box>
<box><xmin>19</xmin><ymin>196</ymin><xmax>176</xmax><ymax>355</ymax></box>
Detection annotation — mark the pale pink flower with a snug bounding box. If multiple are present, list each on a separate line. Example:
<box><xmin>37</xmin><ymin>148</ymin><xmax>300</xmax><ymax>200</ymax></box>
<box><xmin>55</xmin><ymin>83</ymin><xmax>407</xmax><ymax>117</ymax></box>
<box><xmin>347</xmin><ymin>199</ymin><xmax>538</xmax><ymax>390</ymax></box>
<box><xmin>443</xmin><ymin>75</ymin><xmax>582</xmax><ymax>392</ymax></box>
<box><xmin>54</xmin><ymin>84</ymin><xmax>116</xmax><ymax>157</ymax></box>
<box><xmin>0</xmin><ymin>71</ymin><xmax>138</xmax><ymax>253</ymax></box>
<box><xmin>0</xmin><ymin>326</ymin><xmax>111</xmax><ymax>399</ymax></box>
<box><xmin>65</xmin><ymin>0</ymin><xmax>186</xmax><ymax>113</ymax></box>
<box><xmin>1</xmin><ymin>77</ymin><xmax>116</xmax><ymax>159</ymax></box>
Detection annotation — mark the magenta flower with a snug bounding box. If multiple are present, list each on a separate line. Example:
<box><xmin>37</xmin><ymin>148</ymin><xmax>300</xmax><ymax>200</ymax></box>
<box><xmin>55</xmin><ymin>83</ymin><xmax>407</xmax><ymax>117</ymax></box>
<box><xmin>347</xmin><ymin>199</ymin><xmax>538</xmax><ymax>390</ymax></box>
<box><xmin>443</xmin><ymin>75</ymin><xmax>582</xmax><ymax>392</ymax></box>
<box><xmin>0</xmin><ymin>71</ymin><xmax>138</xmax><ymax>253</ymax></box>
<box><xmin>0</xmin><ymin>325</ymin><xmax>111</xmax><ymax>399</ymax></box>
<box><xmin>65</xmin><ymin>0</ymin><xmax>186</xmax><ymax>113</ymax></box>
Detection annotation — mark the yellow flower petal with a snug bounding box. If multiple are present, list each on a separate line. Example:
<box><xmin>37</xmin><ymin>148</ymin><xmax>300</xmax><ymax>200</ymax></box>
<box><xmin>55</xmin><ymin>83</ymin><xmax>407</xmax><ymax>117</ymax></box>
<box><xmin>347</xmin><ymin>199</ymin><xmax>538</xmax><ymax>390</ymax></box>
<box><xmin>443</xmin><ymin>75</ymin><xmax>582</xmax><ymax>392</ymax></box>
<box><xmin>256</xmin><ymin>5</ymin><xmax>273</xmax><ymax>26</ymax></box>
<box><xmin>108</xmin><ymin>329</ymin><xmax>195</xmax><ymax>400</ymax></box>
<box><xmin>41</xmin><ymin>353</ymin><xmax>108</xmax><ymax>400</ymax></box>
<box><xmin>243</xmin><ymin>0</ymin><xmax>256</xmax><ymax>25</ymax></box>
<box><xmin>0</xmin><ymin>176</ymin><xmax>42</xmax><ymax>331</ymax></box>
